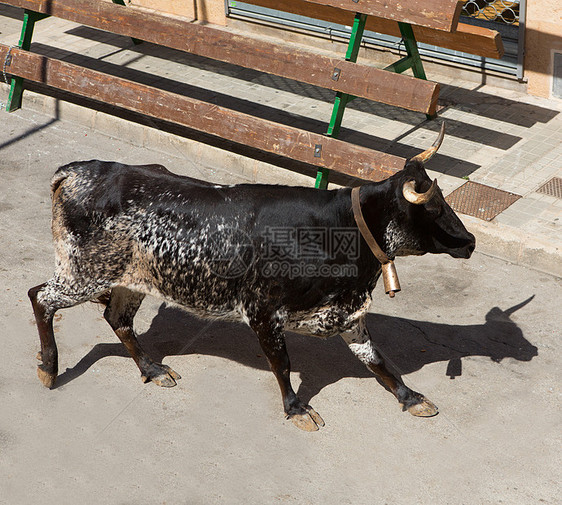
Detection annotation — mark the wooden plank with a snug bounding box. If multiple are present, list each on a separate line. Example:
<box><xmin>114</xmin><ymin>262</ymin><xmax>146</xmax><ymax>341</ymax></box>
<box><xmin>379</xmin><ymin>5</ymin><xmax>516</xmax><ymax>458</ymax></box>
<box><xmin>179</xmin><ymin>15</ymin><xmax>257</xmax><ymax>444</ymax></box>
<box><xmin>411</xmin><ymin>22</ymin><xmax>504</xmax><ymax>59</ymax></box>
<box><xmin>296</xmin><ymin>0</ymin><xmax>463</xmax><ymax>32</ymax></box>
<box><xmin>0</xmin><ymin>44</ymin><xmax>405</xmax><ymax>181</ymax></box>
<box><xmin>0</xmin><ymin>0</ymin><xmax>439</xmax><ymax>115</ymax></box>
<box><xmin>244</xmin><ymin>0</ymin><xmax>504</xmax><ymax>59</ymax></box>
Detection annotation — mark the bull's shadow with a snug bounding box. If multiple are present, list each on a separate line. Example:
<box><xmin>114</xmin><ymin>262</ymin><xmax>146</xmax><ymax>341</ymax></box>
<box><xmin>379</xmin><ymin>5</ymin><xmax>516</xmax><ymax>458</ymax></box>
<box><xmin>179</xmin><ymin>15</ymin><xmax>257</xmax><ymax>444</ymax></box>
<box><xmin>56</xmin><ymin>298</ymin><xmax>538</xmax><ymax>402</ymax></box>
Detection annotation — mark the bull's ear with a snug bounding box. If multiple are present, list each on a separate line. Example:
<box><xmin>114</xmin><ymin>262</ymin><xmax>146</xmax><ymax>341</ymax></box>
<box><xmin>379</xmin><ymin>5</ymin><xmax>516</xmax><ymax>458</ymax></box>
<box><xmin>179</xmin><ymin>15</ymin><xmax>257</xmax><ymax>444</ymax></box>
<box><xmin>408</xmin><ymin>122</ymin><xmax>445</xmax><ymax>164</ymax></box>
<box><xmin>402</xmin><ymin>179</ymin><xmax>438</xmax><ymax>205</ymax></box>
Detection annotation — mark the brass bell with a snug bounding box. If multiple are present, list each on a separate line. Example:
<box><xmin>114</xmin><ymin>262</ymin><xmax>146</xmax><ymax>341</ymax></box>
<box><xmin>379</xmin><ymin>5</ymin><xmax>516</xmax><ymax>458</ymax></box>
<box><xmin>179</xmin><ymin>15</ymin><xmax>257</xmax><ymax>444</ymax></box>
<box><xmin>381</xmin><ymin>261</ymin><xmax>401</xmax><ymax>298</ymax></box>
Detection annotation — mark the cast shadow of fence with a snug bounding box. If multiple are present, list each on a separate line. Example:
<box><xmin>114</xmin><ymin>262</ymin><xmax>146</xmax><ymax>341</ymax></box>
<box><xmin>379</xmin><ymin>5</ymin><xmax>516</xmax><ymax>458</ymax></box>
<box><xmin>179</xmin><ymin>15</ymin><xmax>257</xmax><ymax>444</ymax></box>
<box><xmin>56</xmin><ymin>297</ymin><xmax>538</xmax><ymax>405</ymax></box>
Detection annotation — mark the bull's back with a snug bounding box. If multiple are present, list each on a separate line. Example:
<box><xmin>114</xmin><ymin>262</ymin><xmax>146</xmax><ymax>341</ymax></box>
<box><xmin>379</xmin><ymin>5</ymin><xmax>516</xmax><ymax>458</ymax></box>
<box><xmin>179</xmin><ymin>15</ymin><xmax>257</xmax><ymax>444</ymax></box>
<box><xmin>48</xmin><ymin>160</ymin><xmax>351</xmax><ymax>310</ymax></box>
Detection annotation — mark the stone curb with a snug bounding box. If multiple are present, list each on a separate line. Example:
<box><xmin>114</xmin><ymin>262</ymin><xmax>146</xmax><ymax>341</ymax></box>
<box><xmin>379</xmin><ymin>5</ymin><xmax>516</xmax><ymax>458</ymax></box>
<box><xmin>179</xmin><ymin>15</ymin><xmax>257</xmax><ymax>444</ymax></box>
<box><xmin>460</xmin><ymin>215</ymin><xmax>561</xmax><ymax>278</ymax></box>
<box><xmin>4</xmin><ymin>84</ymin><xmax>561</xmax><ymax>277</ymax></box>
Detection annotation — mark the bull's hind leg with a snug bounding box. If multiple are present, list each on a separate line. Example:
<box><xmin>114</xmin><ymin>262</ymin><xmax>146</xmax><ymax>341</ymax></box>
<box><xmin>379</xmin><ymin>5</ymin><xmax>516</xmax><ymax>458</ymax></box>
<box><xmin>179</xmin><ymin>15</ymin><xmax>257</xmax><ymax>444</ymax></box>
<box><xmin>249</xmin><ymin>312</ymin><xmax>324</xmax><ymax>431</ymax></box>
<box><xmin>29</xmin><ymin>280</ymin><xmax>99</xmax><ymax>388</ymax></box>
<box><xmin>341</xmin><ymin>319</ymin><xmax>438</xmax><ymax>417</ymax></box>
<box><xmin>102</xmin><ymin>287</ymin><xmax>180</xmax><ymax>387</ymax></box>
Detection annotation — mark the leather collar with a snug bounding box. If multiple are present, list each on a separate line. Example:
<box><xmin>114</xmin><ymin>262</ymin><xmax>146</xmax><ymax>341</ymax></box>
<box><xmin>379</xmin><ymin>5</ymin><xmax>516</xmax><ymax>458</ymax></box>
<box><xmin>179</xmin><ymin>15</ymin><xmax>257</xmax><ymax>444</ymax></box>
<box><xmin>351</xmin><ymin>186</ymin><xmax>401</xmax><ymax>297</ymax></box>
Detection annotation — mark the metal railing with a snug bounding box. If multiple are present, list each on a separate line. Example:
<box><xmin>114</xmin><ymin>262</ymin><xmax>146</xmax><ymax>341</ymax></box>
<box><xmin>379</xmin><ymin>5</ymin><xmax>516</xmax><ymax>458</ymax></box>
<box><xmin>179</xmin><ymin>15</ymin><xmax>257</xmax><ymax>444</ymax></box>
<box><xmin>461</xmin><ymin>0</ymin><xmax>520</xmax><ymax>25</ymax></box>
<box><xmin>461</xmin><ymin>0</ymin><xmax>526</xmax><ymax>79</ymax></box>
<box><xmin>227</xmin><ymin>0</ymin><xmax>526</xmax><ymax>77</ymax></box>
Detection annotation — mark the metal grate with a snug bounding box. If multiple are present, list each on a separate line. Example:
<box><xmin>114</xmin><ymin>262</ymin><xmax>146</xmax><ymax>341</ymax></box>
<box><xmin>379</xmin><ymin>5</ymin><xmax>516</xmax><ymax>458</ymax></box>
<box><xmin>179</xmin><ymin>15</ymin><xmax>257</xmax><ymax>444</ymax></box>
<box><xmin>536</xmin><ymin>177</ymin><xmax>562</xmax><ymax>199</ymax></box>
<box><xmin>445</xmin><ymin>181</ymin><xmax>521</xmax><ymax>221</ymax></box>
<box><xmin>462</xmin><ymin>0</ymin><xmax>520</xmax><ymax>25</ymax></box>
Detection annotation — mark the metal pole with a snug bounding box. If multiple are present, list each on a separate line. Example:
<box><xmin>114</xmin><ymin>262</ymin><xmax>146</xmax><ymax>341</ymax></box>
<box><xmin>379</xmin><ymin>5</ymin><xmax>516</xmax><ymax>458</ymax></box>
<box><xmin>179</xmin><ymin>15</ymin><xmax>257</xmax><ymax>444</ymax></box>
<box><xmin>316</xmin><ymin>12</ymin><xmax>367</xmax><ymax>189</ymax></box>
<box><xmin>516</xmin><ymin>0</ymin><xmax>526</xmax><ymax>81</ymax></box>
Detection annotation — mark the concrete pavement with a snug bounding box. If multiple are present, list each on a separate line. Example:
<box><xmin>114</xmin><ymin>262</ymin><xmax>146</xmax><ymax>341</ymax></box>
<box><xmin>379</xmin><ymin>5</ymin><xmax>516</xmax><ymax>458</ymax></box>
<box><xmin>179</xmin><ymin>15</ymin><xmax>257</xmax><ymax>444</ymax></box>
<box><xmin>0</xmin><ymin>91</ymin><xmax>560</xmax><ymax>505</ymax></box>
<box><xmin>0</xmin><ymin>5</ymin><xmax>561</xmax><ymax>504</ymax></box>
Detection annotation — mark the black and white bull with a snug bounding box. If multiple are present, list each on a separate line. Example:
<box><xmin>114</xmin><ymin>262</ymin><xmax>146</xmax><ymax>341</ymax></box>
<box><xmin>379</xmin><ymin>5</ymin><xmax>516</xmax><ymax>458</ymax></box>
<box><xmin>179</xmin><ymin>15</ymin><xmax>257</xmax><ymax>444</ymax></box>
<box><xmin>29</xmin><ymin>125</ymin><xmax>475</xmax><ymax>431</ymax></box>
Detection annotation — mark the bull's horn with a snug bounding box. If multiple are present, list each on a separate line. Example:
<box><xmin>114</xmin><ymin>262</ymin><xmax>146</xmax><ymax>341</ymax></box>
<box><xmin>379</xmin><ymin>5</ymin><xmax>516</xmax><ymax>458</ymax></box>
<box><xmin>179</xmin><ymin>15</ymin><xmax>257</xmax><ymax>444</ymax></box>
<box><xmin>410</xmin><ymin>122</ymin><xmax>445</xmax><ymax>164</ymax></box>
<box><xmin>402</xmin><ymin>179</ymin><xmax>438</xmax><ymax>205</ymax></box>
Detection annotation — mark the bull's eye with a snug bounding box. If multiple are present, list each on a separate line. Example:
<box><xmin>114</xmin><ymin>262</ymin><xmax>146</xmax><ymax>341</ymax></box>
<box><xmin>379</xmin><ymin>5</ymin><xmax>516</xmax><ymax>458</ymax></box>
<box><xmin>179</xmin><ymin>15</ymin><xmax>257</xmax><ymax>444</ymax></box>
<box><xmin>426</xmin><ymin>203</ymin><xmax>442</xmax><ymax>218</ymax></box>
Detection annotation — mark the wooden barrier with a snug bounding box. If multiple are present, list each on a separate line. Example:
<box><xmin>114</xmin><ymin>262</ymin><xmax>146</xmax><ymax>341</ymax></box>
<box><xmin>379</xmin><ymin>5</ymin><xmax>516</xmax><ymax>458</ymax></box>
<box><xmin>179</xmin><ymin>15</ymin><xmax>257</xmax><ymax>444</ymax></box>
<box><xmin>286</xmin><ymin>0</ymin><xmax>464</xmax><ymax>32</ymax></box>
<box><xmin>0</xmin><ymin>0</ymin><xmax>502</xmax><ymax>185</ymax></box>
<box><xmin>245</xmin><ymin>0</ymin><xmax>504</xmax><ymax>59</ymax></box>
<box><xmin>2</xmin><ymin>0</ymin><xmax>440</xmax><ymax>115</ymax></box>
<box><xmin>0</xmin><ymin>44</ymin><xmax>404</xmax><ymax>181</ymax></box>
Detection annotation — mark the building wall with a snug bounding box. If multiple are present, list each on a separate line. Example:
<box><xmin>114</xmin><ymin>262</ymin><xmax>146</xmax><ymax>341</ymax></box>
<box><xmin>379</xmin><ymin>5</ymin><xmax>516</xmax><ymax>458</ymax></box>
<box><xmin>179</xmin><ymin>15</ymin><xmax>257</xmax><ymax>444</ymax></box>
<box><xmin>525</xmin><ymin>0</ymin><xmax>562</xmax><ymax>98</ymax></box>
<box><xmin>130</xmin><ymin>0</ymin><xmax>226</xmax><ymax>25</ymax></box>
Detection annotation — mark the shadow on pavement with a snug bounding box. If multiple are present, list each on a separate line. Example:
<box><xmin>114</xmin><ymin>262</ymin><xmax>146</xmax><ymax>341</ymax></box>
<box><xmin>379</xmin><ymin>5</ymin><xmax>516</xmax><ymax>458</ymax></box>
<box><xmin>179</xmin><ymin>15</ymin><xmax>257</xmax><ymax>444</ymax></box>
<box><xmin>55</xmin><ymin>297</ymin><xmax>538</xmax><ymax>406</ymax></box>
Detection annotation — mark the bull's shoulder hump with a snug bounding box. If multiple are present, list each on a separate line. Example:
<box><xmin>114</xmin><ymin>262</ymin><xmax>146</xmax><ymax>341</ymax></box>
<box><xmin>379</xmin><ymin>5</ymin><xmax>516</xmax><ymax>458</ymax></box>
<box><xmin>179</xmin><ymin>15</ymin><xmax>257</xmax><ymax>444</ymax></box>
<box><xmin>51</xmin><ymin>160</ymin><xmax>129</xmax><ymax>192</ymax></box>
<box><xmin>52</xmin><ymin>161</ymin><xmax>219</xmax><ymax>188</ymax></box>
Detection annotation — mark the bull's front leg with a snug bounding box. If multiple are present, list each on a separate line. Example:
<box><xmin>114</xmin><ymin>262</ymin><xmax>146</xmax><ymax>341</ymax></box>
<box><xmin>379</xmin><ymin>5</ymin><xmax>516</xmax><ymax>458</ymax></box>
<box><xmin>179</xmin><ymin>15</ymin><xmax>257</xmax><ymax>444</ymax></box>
<box><xmin>249</xmin><ymin>311</ymin><xmax>325</xmax><ymax>431</ymax></box>
<box><xmin>341</xmin><ymin>319</ymin><xmax>438</xmax><ymax>417</ymax></box>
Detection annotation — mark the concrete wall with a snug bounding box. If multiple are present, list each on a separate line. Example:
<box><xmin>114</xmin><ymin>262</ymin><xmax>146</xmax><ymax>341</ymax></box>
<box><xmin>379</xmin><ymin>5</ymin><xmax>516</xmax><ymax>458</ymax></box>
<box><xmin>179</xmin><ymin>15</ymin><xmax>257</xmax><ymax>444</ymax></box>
<box><xmin>131</xmin><ymin>0</ymin><xmax>226</xmax><ymax>25</ymax></box>
<box><xmin>525</xmin><ymin>0</ymin><xmax>562</xmax><ymax>98</ymax></box>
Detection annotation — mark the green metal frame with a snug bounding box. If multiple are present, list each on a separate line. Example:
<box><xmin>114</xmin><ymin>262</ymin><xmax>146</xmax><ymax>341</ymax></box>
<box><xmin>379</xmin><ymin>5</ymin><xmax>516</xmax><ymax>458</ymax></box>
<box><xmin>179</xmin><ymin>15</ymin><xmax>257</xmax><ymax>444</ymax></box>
<box><xmin>385</xmin><ymin>23</ymin><xmax>428</xmax><ymax>79</ymax></box>
<box><xmin>5</xmin><ymin>9</ymin><xmax>49</xmax><ymax>112</ymax></box>
<box><xmin>315</xmin><ymin>17</ymin><xmax>433</xmax><ymax>189</ymax></box>
<box><xmin>315</xmin><ymin>12</ymin><xmax>366</xmax><ymax>190</ymax></box>
<box><xmin>5</xmin><ymin>2</ymin><xmax>141</xmax><ymax>113</ymax></box>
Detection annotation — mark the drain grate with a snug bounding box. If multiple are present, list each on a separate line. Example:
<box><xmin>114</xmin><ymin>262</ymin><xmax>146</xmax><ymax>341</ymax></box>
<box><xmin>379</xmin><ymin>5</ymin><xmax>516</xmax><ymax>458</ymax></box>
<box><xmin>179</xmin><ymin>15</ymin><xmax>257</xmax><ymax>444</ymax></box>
<box><xmin>536</xmin><ymin>177</ymin><xmax>562</xmax><ymax>199</ymax></box>
<box><xmin>445</xmin><ymin>181</ymin><xmax>521</xmax><ymax>221</ymax></box>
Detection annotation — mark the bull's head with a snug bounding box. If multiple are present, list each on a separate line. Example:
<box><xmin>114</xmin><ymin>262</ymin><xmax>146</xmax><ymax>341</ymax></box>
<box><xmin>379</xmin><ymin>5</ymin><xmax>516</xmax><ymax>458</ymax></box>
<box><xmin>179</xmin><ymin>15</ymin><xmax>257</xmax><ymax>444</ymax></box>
<box><xmin>362</xmin><ymin>123</ymin><xmax>476</xmax><ymax>261</ymax></box>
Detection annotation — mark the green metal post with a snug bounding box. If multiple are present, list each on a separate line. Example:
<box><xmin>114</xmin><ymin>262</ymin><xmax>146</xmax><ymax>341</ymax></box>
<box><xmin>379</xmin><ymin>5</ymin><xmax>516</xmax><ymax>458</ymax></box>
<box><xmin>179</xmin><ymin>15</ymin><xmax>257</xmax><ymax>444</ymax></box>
<box><xmin>325</xmin><ymin>92</ymin><xmax>351</xmax><ymax>138</ymax></box>
<box><xmin>344</xmin><ymin>13</ymin><xmax>368</xmax><ymax>61</ymax></box>
<box><xmin>5</xmin><ymin>10</ymin><xmax>48</xmax><ymax>112</ymax></box>
<box><xmin>316</xmin><ymin>12</ymin><xmax>367</xmax><ymax>189</ymax></box>
<box><xmin>383</xmin><ymin>24</ymin><xmax>429</xmax><ymax>79</ymax></box>
<box><xmin>397</xmin><ymin>22</ymin><xmax>427</xmax><ymax>80</ymax></box>
<box><xmin>397</xmin><ymin>22</ymin><xmax>434</xmax><ymax>119</ymax></box>
<box><xmin>314</xmin><ymin>167</ymin><xmax>330</xmax><ymax>188</ymax></box>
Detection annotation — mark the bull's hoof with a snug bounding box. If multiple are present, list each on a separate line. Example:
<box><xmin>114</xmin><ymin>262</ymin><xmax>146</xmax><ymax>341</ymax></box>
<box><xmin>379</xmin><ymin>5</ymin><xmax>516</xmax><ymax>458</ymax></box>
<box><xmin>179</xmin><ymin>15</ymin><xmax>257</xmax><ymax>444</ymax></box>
<box><xmin>141</xmin><ymin>363</ymin><xmax>181</xmax><ymax>387</ymax></box>
<box><xmin>36</xmin><ymin>352</ymin><xmax>57</xmax><ymax>388</ymax></box>
<box><xmin>287</xmin><ymin>407</ymin><xmax>325</xmax><ymax>432</ymax></box>
<box><xmin>405</xmin><ymin>397</ymin><xmax>439</xmax><ymax>417</ymax></box>
<box><xmin>37</xmin><ymin>365</ymin><xmax>57</xmax><ymax>389</ymax></box>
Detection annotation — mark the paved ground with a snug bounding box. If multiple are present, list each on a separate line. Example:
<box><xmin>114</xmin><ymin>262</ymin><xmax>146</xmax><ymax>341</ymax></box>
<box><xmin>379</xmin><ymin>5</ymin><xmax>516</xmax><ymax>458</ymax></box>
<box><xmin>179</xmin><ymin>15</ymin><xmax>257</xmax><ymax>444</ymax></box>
<box><xmin>0</xmin><ymin>4</ymin><xmax>561</xmax><ymax>505</ymax></box>
<box><xmin>1</xmin><ymin>95</ymin><xmax>561</xmax><ymax>505</ymax></box>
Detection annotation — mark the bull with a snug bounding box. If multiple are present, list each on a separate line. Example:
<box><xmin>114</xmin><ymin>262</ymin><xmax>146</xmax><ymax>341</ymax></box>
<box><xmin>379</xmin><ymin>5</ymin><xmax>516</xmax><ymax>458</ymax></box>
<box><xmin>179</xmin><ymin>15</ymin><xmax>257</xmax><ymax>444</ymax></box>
<box><xmin>29</xmin><ymin>124</ymin><xmax>475</xmax><ymax>431</ymax></box>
